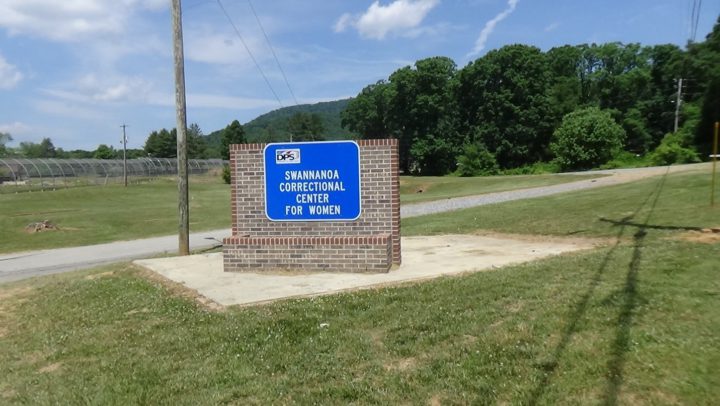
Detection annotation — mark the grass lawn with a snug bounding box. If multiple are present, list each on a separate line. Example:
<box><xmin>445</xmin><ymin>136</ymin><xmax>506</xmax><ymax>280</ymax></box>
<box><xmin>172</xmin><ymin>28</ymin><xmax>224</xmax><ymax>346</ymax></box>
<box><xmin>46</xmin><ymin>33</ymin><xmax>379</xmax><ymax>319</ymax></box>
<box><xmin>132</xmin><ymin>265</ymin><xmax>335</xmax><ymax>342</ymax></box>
<box><xmin>402</xmin><ymin>170</ymin><xmax>719</xmax><ymax>238</ymax></box>
<box><xmin>0</xmin><ymin>177</ymin><xmax>231</xmax><ymax>254</ymax></box>
<box><xmin>2</xmin><ymin>172</ymin><xmax>602</xmax><ymax>254</ymax></box>
<box><xmin>0</xmin><ymin>170</ymin><xmax>718</xmax><ymax>404</ymax></box>
<box><xmin>400</xmin><ymin>173</ymin><xmax>603</xmax><ymax>204</ymax></box>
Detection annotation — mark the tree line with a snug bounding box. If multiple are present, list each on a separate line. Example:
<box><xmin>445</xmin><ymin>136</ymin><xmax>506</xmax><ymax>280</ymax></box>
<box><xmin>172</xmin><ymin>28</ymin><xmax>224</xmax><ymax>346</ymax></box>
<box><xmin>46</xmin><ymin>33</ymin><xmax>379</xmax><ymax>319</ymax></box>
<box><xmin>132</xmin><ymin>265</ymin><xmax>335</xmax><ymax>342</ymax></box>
<box><xmin>0</xmin><ymin>134</ymin><xmax>147</xmax><ymax>160</ymax></box>
<box><xmin>342</xmin><ymin>17</ymin><xmax>720</xmax><ymax>175</ymax></box>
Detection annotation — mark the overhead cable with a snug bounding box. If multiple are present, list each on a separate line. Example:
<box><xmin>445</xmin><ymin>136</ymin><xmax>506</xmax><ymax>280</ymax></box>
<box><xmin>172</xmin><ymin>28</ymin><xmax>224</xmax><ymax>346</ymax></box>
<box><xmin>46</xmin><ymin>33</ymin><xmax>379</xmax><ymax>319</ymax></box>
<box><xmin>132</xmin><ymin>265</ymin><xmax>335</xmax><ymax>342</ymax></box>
<box><xmin>246</xmin><ymin>0</ymin><xmax>299</xmax><ymax>106</ymax></box>
<box><xmin>215</xmin><ymin>0</ymin><xmax>284</xmax><ymax>108</ymax></box>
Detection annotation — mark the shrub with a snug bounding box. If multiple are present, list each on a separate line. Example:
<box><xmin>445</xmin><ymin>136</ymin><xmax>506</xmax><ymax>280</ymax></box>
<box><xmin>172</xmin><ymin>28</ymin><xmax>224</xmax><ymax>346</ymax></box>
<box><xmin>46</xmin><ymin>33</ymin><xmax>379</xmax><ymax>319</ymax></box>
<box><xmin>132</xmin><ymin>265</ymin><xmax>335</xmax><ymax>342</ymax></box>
<box><xmin>222</xmin><ymin>164</ymin><xmax>231</xmax><ymax>184</ymax></box>
<box><xmin>599</xmin><ymin>151</ymin><xmax>651</xmax><ymax>169</ymax></box>
<box><xmin>649</xmin><ymin>133</ymin><xmax>701</xmax><ymax>166</ymax></box>
<box><xmin>550</xmin><ymin>107</ymin><xmax>625</xmax><ymax>170</ymax></box>
<box><xmin>457</xmin><ymin>144</ymin><xmax>499</xmax><ymax>176</ymax></box>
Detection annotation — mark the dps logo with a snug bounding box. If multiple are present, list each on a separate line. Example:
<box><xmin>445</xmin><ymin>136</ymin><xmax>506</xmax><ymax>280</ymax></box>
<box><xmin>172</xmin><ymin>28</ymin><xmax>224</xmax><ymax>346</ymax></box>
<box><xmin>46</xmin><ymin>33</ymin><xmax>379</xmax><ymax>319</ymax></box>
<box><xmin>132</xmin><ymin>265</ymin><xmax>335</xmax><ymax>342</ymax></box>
<box><xmin>275</xmin><ymin>148</ymin><xmax>301</xmax><ymax>164</ymax></box>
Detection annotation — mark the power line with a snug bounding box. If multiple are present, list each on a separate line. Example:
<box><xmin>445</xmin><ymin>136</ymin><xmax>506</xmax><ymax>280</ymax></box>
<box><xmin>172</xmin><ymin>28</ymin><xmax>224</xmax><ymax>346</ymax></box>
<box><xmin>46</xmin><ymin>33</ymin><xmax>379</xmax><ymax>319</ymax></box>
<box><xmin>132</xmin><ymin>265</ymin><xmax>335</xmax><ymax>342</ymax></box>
<box><xmin>215</xmin><ymin>0</ymin><xmax>284</xmax><ymax>108</ymax></box>
<box><xmin>246</xmin><ymin>0</ymin><xmax>299</xmax><ymax>106</ymax></box>
<box><xmin>689</xmin><ymin>0</ymin><xmax>703</xmax><ymax>42</ymax></box>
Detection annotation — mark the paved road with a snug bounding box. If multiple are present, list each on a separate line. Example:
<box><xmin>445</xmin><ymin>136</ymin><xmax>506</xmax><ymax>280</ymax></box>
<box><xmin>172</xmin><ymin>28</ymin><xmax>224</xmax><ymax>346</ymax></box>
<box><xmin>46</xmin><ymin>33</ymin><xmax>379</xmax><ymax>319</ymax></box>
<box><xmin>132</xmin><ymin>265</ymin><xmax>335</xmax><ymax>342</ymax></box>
<box><xmin>0</xmin><ymin>229</ymin><xmax>231</xmax><ymax>283</ymax></box>
<box><xmin>0</xmin><ymin>163</ymin><xmax>707</xmax><ymax>283</ymax></box>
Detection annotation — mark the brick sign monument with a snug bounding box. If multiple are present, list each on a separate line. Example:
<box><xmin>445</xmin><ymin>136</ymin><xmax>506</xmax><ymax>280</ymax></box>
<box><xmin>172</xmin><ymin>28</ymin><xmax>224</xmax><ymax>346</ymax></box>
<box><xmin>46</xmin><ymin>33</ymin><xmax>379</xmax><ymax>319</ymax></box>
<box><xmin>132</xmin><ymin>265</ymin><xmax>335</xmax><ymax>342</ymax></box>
<box><xmin>223</xmin><ymin>139</ymin><xmax>400</xmax><ymax>273</ymax></box>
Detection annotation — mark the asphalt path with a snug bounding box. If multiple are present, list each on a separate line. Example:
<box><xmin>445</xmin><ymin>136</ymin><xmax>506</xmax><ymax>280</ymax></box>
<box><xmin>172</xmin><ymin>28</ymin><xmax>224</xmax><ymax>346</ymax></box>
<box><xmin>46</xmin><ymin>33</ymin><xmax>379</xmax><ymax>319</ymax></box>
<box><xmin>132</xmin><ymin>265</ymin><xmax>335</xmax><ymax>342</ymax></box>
<box><xmin>0</xmin><ymin>229</ymin><xmax>230</xmax><ymax>283</ymax></box>
<box><xmin>0</xmin><ymin>164</ymin><xmax>707</xmax><ymax>283</ymax></box>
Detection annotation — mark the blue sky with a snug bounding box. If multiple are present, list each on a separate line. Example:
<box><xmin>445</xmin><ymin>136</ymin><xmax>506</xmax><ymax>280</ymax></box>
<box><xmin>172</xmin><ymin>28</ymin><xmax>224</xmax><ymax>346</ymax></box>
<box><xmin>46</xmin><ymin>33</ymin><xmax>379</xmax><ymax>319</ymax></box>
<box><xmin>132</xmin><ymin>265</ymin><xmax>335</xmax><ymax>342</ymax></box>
<box><xmin>0</xmin><ymin>0</ymin><xmax>719</xmax><ymax>151</ymax></box>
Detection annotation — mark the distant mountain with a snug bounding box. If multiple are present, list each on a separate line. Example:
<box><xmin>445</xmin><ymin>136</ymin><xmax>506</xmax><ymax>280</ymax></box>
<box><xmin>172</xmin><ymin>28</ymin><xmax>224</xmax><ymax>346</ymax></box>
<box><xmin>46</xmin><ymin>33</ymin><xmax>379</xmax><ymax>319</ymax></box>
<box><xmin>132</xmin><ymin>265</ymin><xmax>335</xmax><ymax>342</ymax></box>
<box><xmin>244</xmin><ymin>98</ymin><xmax>355</xmax><ymax>142</ymax></box>
<box><xmin>202</xmin><ymin>98</ymin><xmax>355</xmax><ymax>157</ymax></box>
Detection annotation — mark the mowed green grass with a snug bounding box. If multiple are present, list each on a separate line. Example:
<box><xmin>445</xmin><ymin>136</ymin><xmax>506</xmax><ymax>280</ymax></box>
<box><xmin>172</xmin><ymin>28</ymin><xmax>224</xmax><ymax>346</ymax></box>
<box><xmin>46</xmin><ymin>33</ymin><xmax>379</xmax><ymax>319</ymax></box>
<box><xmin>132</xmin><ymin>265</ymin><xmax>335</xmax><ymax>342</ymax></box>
<box><xmin>0</xmin><ymin>177</ymin><xmax>231</xmax><ymax>253</ymax></box>
<box><xmin>0</xmin><ymin>170</ymin><xmax>718</xmax><ymax>404</ymax></box>
<box><xmin>400</xmin><ymin>173</ymin><xmax>603</xmax><ymax>204</ymax></box>
<box><xmin>403</xmin><ymin>169</ymin><xmax>718</xmax><ymax>237</ymax></box>
<box><xmin>1</xmin><ymin>172</ymin><xmax>601</xmax><ymax>254</ymax></box>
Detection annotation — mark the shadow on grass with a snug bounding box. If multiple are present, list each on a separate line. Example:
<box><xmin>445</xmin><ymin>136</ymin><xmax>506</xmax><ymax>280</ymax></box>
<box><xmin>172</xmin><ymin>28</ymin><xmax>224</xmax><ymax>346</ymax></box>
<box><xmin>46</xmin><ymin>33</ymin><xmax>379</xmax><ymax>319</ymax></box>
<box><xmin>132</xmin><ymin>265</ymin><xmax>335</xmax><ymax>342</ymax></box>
<box><xmin>599</xmin><ymin>218</ymin><xmax>703</xmax><ymax>232</ymax></box>
<box><xmin>603</xmin><ymin>169</ymin><xmax>666</xmax><ymax>404</ymax></box>
<box><xmin>528</xmin><ymin>168</ymin><xmax>669</xmax><ymax>406</ymax></box>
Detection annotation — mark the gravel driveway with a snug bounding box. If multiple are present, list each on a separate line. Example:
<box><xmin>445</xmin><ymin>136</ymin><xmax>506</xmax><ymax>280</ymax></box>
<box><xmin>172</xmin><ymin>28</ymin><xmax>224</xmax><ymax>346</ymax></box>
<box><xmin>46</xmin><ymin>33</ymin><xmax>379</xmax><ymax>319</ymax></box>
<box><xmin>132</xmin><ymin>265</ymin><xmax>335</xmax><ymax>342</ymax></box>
<box><xmin>401</xmin><ymin>163</ymin><xmax>709</xmax><ymax>218</ymax></box>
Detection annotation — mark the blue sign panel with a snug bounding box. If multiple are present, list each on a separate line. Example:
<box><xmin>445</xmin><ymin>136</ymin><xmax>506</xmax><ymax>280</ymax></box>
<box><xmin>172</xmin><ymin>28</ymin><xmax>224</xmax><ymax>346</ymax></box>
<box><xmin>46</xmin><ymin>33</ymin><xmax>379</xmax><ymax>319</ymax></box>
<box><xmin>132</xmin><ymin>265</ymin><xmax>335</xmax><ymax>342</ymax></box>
<box><xmin>264</xmin><ymin>141</ymin><xmax>361</xmax><ymax>221</ymax></box>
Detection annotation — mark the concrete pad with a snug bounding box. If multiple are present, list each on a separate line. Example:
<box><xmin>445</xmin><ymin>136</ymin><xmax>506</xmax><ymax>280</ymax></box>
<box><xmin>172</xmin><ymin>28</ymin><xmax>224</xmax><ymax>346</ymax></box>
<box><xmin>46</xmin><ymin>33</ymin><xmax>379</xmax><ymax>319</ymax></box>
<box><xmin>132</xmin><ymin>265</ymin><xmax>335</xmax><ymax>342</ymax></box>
<box><xmin>134</xmin><ymin>235</ymin><xmax>598</xmax><ymax>307</ymax></box>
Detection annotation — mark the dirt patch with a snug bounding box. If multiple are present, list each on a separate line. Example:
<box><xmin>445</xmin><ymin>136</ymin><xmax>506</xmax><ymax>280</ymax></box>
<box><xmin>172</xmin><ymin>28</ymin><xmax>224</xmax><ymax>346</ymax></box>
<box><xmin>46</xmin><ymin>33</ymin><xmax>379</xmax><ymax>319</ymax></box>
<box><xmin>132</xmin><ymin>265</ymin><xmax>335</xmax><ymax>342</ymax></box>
<box><xmin>367</xmin><ymin>328</ymin><xmax>385</xmax><ymax>350</ymax></box>
<box><xmin>0</xmin><ymin>286</ymin><xmax>35</xmax><ymax>317</ymax></box>
<box><xmin>504</xmin><ymin>300</ymin><xmax>525</xmax><ymax>313</ymax></box>
<box><xmin>0</xmin><ymin>286</ymin><xmax>34</xmax><ymax>301</ymax></box>
<box><xmin>676</xmin><ymin>227</ymin><xmax>720</xmax><ymax>244</ymax></box>
<box><xmin>1</xmin><ymin>389</ymin><xmax>17</xmax><ymax>399</ymax></box>
<box><xmin>85</xmin><ymin>271</ymin><xmax>115</xmax><ymax>280</ymax></box>
<box><xmin>125</xmin><ymin>307</ymin><xmax>150</xmax><ymax>316</ymax></box>
<box><xmin>428</xmin><ymin>394</ymin><xmax>443</xmax><ymax>406</ymax></box>
<box><xmin>461</xmin><ymin>334</ymin><xmax>478</xmax><ymax>345</ymax></box>
<box><xmin>24</xmin><ymin>220</ymin><xmax>59</xmax><ymax>233</ymax></box>
<box><xmin>38</xmin><ymin>362</ymin><xmax>62</xmax><ymax>373</ymax></box>
<box><xmin>384</xmin><ymin>356</ymin><xmax>417</xmax><ymax>372</ymax></box>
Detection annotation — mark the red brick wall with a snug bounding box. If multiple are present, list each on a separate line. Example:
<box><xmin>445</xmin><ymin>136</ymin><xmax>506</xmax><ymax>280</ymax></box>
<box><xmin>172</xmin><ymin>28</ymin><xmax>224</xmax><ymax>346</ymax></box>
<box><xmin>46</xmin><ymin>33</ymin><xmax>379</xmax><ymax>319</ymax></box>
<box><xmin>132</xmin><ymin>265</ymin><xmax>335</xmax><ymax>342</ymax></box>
<box><xmin>223</xmin><ymin>139</ymin><xmax>401</xmax><ymax>273</ymax></box>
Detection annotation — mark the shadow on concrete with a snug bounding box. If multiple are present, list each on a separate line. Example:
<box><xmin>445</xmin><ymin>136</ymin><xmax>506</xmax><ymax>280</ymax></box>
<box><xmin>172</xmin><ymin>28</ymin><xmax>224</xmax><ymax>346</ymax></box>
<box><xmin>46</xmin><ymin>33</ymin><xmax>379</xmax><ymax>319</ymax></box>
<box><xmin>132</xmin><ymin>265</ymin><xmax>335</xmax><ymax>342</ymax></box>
<box><xmin>528</xmin><ymin>168</ymin><xmax>669</xmax><ymax>406</ymax></box>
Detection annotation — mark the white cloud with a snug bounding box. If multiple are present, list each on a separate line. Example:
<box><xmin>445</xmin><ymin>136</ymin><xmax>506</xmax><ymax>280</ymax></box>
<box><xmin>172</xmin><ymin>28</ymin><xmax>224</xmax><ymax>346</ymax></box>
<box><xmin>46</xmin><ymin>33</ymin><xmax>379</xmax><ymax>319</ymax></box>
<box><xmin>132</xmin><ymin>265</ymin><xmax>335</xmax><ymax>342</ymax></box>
<box><xmin>33</xmin><ymin>99</ymin><xmax>107</xmax><ymax>120</ymax></box>
<box><xmin>0</xmin><ymin>121</ymin><xmax>31</xmax><ymax>136</ymax></box>
<box><xmin>184</xmin><ymin>27</ymin><xmax>266</xmax><ymax>66</ymax></box>
<box><xmin>0</xmin><ymin>54</ymin><xmax>23</xmax><ymax>89</ymax></box>
<box><xmin>0</xmin><ymin>0</ymin><xmax>165</xmax><ymax>42</ymax></box>
<box><xmin>334</xmin><ymin>13</ymin><xmax>354</xmax><ymax>33</ymax></box>
<box><xmin>467</xmin><ymin>0</ymin><xmax>519</xmax><ymax>57</ymax></box>
<box><xmin>43</xmin><ymin>74</ymin><xmax>153</xmax><ymax>104</ymax></box>
<box><xmin>334</xmin><ymin>0</ymin><xmax>440</xmax><ymax>40</ymax></box>
<box><xmin>544</xmin><ymin>22</ymin><xmax>559</xmax><ymax>32</ymax></box>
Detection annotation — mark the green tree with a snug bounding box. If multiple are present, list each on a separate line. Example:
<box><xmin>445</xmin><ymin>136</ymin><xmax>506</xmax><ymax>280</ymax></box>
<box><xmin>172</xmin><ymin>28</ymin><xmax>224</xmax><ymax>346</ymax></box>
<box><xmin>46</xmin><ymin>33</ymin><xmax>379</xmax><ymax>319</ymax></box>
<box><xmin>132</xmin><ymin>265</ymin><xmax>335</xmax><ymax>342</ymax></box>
<box><xmin>621</xmin><ymin>108</ymin><xmax>653</xmax><ymax>153</ymax></box>
<box><xmin>551</xmin><ymin>107</ymin><xmax>626</xmax><ymax>170</ymax></box>
<box><xmin>385</xmin><ymin>56</ymin><xmax>460</xmax><ymax>174</ymax></box>
<box><xmin>341</xmin><ymin>81</ymin><xmax>391</xmax><ymax>139</ymax></box>
<box><xmin>144</xmin><ymin>129</ymin><xmax>176</xmax><ymax>158</ymax></box>
<box><xmin>641</xmin><ymin>44</ymin><xmax>684</xmax><ymax>145</ymax></box>
<box><xmin>93</xmin><ymin>144</ymin><xmax>116</xmax><ymax>159</ymax></box>
<box><xmin>186</xmin><ymin>123</ymin><xmax>208</xmax><ymax>159</ymax></box>
<box><xmin>19</xmin><ymin>138</ymin><xmax>56</xmax><ymax>158</ymax></box>
<box><xmin>287</xmin><ymin>112</ymin><xmax>325</xmax><ymax>141</ymax></box>
<box><xmin>0</xmin><ymin>132</ymin><xmax>12</xmax><ymax>157</ymax></box>
<box><xmin>457</xmin><ymin>45</ymin><xmax>555</xmax><ymax>168</ymax></box>
<box><xmin>220</xmin><ymin>120</ymin><xmax>246</xmax><ymax>161</ymax></box>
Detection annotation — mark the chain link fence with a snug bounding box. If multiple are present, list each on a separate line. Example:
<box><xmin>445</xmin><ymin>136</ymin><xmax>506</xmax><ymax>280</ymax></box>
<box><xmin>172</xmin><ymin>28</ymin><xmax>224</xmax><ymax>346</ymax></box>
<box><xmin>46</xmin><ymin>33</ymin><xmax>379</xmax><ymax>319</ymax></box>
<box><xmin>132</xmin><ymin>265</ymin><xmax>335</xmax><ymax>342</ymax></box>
<box><xmin>0</xmin><ymin>158</ymin><xmax>225</xmax><ymax>193</ymax></box>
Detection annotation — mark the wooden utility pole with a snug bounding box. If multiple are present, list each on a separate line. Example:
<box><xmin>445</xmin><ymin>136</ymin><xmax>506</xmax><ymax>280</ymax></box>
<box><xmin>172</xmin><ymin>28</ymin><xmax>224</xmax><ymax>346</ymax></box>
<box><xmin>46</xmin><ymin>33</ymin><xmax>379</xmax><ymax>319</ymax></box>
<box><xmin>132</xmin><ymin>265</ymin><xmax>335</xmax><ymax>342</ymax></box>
<box><xmin>171</xmin><ymin>0</ymin><xmax>190</xmax><ymax>255</ymax></box>
<box><xmin>120</xmin><ymin>124</ymin><xmax>128</xmax><ymax>187</ymax></box>
<box><xmin>712</xmin><ymin>122</ymin><xmax>718</xmax><ymax>207</ymax></box>
<box><xmin>674</xmin><ymin>78</ymin><xmax>683</xmax><ymax>133</ymax></box>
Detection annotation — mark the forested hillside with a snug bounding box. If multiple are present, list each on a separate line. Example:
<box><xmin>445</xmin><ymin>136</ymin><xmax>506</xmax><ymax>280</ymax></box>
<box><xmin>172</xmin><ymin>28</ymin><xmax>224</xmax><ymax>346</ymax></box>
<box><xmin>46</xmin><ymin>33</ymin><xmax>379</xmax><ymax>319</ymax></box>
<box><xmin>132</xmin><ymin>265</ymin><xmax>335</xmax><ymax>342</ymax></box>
<box><xmin>342</xmin><ymin>16</ymin><xmax>720</xmax><ymax>175</ymax></box>
<box><xmin>202</xmin><ymin>99</ymin><xmax>353</xmax><ymax>156</ymax></box>
<box><xmin>244</xmin><ymin>99</ymin><xmax>353</xmax><ymax>142</ymax></box>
